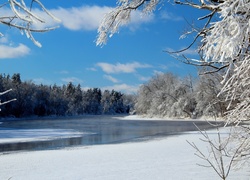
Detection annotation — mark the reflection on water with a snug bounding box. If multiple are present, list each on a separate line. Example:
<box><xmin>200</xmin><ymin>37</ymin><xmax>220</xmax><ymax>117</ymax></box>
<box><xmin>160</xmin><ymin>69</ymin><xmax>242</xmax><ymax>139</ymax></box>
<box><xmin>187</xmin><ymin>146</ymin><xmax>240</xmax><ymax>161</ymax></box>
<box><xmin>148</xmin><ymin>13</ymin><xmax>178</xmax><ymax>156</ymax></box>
<box><xmin>0</xmin><ymin>116</ymin><xmax>218</xmax><ymax>152</ymax></box>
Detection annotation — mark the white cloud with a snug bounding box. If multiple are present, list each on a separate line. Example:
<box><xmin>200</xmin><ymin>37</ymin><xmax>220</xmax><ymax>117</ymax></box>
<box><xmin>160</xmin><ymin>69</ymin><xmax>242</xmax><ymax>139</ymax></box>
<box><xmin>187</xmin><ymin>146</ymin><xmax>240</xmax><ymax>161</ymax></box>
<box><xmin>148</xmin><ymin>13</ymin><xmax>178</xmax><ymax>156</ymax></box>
<box><xmin>61</xmin><ymin>77</ymin><xmax>83</xmax><ymax>84</ymax></box>
<box><xmin>96</xmin><ymin>62</ymin><xmax>151</xmax><ymax>74</ymax></box>
<box><xmin>158</xmin><ymin>64</ymin><xmax>168</xmax><ymax>70</ymax></box>
<box><xmin>103</xmin><ymin>75</ymin><xmax>119</xmax><ymax>83</ymax></box>
<box><xmin>0</xmin><ymin>6</ymin><xmax>109</xmax><ymax>31</ymax></box>
<box><xmin>130</xmin><ymin>11</ymin><xmax>154</xmax><ymax>24</ymax></box>
<box><xmin>53</xmin><ymin>6</ymin><xmax>153</xmax><ymax>31</ymax></box>
<box><xmin>0</xmin><ymin>36</ymin><xmax>8</xmax><ymax>44</ymax></box>
<box><xmin>30</xmin><ymin>5</ymin><xmax>153</xmax><ymax>32</ymax></box>
<box><xmin>127</xmin><ymin>11</ymin><xmax>154</xmax><ymax>31</ymax></box>
<box><xmin>102</xmin><ymin>83</ymin><xmax>139</xmax><ymax>94</ymax></box>
<box><xmin>0</xmin><ymin>44</ymin><xmax>30</xmax><ymax>59</ymax></box>
<box><xmin>153</xmin><ymin>70</ymin><xmax>164</xmax><ymax>75</ymax></box>
<box><xmin>51</xmin><ymin>6</ymin><xmax>112</xmax><ymax>31</ymax></box>
<box><xmin>0</xmin><ymin>5</ymin><xmax>154</xmax><ymax>33</ymax></box>
<box><xmin>160</xmin><ymin>11</ymin><xmax>183</xmax><ymax>21</ymax></box>
<box><xmin>55</xmin><ymin>70</ymin><xmax>69</xmax><ymax>74</ymax></box>
<box><xmin>135</xmin><ymin>74</ymin><xmax>151</xmax><ymax>81</ymax></box>
<box><xmin>86</xmin><ymin>67</ymin><xmax>97</xmax><ymax>71</ymax></box>
<box><xmin>0</xmin><ymin>7</ymin><xmax>14</xmax><ymax>17</ymax></box>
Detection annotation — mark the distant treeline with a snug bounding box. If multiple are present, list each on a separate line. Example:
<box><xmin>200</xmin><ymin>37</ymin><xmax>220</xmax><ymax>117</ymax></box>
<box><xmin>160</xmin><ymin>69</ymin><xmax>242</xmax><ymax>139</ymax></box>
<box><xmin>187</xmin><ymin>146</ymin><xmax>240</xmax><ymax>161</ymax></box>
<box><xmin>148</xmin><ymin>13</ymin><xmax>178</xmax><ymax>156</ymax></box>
<box><xmin>134</xmin><ymin>72</ymin><xmax>229</xmax><ymax>119</ymax></box>
<box><xmin>0</xmin><ymin>74</ymin><xmax>135</xmax><ymax>118</ymax></box>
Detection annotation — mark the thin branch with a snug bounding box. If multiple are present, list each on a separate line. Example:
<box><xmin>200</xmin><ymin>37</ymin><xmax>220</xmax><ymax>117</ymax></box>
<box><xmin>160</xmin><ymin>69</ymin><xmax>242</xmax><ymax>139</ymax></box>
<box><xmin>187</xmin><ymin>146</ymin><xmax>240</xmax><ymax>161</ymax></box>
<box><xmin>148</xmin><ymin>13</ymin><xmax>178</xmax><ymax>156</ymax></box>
<box><xmin>0</xmin><ymin>89</ymin><xmax>13</xmax><ymax>96</ymax></box>
<box><xmin>0</xmin><ymin>20</ymin><xmax>59</xmax><ymax>32</ymax></box>
<box><xmin>174</xmin><ymin>0</ymin><xmax>218</xmax><ymax>11</ymax></box>
<box><xmin>165</xmin><ymin>31</ymin><xmax>204</xmax><ymax>54</ymax></box>
<box><xmin>0</xmin><ymin>89</ymin><xmax>17</xmax><ymax>110</ymax></box>
<box><xmin>0</xmin><ymin>98</ymin><xmax>17</xmax><ymax>106</ymax></box>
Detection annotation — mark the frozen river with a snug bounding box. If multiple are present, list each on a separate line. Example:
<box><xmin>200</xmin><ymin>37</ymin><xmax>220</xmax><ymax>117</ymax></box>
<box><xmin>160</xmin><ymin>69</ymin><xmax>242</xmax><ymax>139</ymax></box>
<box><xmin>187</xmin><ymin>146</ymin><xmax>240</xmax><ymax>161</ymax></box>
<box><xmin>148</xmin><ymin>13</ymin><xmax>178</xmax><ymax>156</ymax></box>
<box><xmin>0</xmin><ymin>115</ymin><xmax>217</xmax><ymax>152</ymax></box>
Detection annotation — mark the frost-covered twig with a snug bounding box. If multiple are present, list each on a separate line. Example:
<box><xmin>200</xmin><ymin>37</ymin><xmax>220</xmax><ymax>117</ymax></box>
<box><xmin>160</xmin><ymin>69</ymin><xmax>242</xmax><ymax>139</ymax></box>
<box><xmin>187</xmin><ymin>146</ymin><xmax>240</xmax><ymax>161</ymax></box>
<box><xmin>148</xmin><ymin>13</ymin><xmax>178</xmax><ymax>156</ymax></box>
<box><xmin>0</xmin><ymin>89</ymin><xmax>16</xmax><ymax>111</ymax></box>
<box><xmin>0</xmin><ymin>0</ymin><xmax>60</xmax><ymax>47</ymax></box>
<box><xmin>97</xmin><ymin>0</ymin><xmax>161</xmax><ymax>46</ymax></box>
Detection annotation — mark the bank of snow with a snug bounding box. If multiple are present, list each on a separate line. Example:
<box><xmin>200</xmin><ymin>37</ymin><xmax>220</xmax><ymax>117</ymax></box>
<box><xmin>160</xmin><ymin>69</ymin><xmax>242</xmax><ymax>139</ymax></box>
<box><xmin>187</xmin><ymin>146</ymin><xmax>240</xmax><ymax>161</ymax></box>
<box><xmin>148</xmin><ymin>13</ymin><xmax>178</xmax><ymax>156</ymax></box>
<box><xmin>0</xmin><ymin>130</ymin><xmax>249</xmax><ymax>180</ymax></box>
<box><xmin>116</xmin><ymin>115</ymin><xmax>223</xmax><ymax>122</ymax></box>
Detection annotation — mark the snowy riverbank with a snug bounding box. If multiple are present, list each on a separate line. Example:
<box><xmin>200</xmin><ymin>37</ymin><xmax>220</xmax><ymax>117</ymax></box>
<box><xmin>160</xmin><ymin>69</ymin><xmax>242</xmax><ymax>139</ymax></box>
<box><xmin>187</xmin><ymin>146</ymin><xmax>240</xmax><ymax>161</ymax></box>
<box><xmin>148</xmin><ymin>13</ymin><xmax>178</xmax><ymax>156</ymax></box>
<box><xmin>116</xmin><ymin>115</ymin><xmax>223</xmax><ymax>122</ymax></box>
<box><xmin>0</xmin><ymin>115</ymin><xmax>248</xmax><ymax>179</ymax></box>
<box><xmin>0</xmin><ymin>129</ymin><xmax>249</xmax><ymax>180</ymax></box>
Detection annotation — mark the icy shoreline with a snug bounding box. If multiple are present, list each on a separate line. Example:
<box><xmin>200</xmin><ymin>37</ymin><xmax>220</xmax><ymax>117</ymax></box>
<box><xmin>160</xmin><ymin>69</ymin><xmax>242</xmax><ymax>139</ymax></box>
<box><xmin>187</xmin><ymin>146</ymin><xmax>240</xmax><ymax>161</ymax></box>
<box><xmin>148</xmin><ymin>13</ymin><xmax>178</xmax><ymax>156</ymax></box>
<box><xmin>0</xmin><ymin>114</ymin><xmax>224</xmax><ymax>122</ymax></box>
<box><xmin>116</xmin><ymin>115</ymin><xmax>223</xmax><ymax>122</ymax></box>
<box><xmin>0</xmin><ymin>129</ymin><xmax>249</xmax><ymax>180</ymax></box>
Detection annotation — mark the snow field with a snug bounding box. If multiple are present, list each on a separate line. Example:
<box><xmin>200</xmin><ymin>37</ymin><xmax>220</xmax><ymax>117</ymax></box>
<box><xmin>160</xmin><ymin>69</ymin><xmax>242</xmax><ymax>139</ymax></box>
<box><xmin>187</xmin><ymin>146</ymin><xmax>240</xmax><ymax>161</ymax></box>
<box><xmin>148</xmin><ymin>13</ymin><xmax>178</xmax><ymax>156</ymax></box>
<box><xmin>0</xmin><ymin>130</ymin><xmax>249</xmax><ymax>180</ymax></box>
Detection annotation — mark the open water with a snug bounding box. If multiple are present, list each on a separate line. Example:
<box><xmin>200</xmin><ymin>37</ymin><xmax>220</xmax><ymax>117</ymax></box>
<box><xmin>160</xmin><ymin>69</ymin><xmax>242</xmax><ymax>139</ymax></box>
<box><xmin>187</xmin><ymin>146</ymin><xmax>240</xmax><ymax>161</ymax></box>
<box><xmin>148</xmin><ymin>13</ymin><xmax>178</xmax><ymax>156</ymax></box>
<box><xmin>0</xmin><ymin>115</ymin><xmax>218</xmax><ymax>152</ymax></box>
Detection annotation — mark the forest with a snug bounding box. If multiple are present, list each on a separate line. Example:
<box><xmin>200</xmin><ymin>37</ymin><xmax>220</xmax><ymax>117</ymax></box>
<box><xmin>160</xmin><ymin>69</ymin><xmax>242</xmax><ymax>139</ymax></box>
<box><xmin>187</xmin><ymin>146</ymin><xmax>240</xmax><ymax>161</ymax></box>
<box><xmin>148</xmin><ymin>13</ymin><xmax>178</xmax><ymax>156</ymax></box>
<box><xmin>0</xmin><ymin>73</ymin><xmax>134</xmax><ymax>118</ymax></box>
<box><xmin>0</xmin><ymin>70</ymin><xmax>230</xmax><ymax>120</ymax></box>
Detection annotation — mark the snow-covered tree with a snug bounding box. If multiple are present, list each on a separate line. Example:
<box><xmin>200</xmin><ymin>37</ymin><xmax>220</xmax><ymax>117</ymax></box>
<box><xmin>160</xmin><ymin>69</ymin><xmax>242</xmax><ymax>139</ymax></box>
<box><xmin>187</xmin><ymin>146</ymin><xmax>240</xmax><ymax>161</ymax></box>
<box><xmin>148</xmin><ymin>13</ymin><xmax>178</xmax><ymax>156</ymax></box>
<box><xmin>97</xmin><ymin>0</ymin><xmax>250</xmax><ymax>176</ymax></box>
<box><xmin>135</xmin><ymin>73</ymin><xmax>196</xmax><ymax>118</ymax></box>
<box><xmin>195</xmin><ymin>69</ymin><xmax>227</xmax><ymax>118</ymax></box>
<box><xmin>122</xmin><ymin>93</ymin><xmax>136</xmax><ymax>113</ymax></box>
<box><xmin>188</xmin><ymin>0</ymin><xmax>250</xmax><ymax>126</ymax></box>
<box><xmin>97</xmin><ymin>0</ymin><xmax>250</xmax><ymax>122</ymax></box>
<box><xmin>0</xmin><ymin>0</ymin><xmax>60</xmax><ymax>47</ymax></box>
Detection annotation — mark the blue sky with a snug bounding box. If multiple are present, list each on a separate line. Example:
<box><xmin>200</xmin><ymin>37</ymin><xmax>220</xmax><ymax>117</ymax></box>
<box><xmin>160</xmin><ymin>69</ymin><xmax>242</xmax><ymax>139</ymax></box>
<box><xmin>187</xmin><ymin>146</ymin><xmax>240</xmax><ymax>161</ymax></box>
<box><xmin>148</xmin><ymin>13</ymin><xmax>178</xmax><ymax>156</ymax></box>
<box><xmin>0</xmin><ymin>1</ymin><xmax>206</xmax><ymax>94</ymax></box>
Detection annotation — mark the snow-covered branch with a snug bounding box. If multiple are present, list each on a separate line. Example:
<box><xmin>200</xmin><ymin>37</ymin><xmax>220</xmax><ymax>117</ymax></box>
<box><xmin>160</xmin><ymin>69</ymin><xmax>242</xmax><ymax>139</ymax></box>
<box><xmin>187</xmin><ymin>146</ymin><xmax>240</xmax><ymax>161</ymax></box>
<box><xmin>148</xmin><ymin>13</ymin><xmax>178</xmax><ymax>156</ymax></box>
<box><xmin>174</xmin><ymin>0</ymin><xmax>218</xmax><ymax>11</ymax></box>
<box><xmin>0</xmin><ymin>89</ymin><xmax>16</xmax><ymax>111</ymax></box>
<box><xmin>96</xmin><ymin>0</ymin><xmax>160</xmax><ymax>46</ymax></box>
<box><xmin>0</xmin><ymin>0</ymin><xmax>60</xmax><ymax>47</ymax></box>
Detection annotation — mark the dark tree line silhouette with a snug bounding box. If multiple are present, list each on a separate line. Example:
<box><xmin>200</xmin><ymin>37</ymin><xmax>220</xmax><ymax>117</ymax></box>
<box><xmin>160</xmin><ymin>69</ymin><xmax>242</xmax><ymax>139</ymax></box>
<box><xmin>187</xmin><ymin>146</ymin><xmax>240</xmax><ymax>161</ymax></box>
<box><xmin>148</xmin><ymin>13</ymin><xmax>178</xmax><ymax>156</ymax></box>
<box><xmin>0</xmin><ymin>73</ymin><xmax>134</xmax><ymax>118</ymax></box>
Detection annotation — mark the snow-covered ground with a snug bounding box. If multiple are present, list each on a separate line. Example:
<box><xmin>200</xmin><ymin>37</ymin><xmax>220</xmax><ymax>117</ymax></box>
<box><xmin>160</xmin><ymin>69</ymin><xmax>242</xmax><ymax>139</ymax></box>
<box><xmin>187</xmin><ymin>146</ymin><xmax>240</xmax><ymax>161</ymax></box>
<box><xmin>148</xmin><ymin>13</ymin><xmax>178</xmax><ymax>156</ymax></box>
<box><xmin>0</xmin><ymin>129</ymin><xmax>249</xmax><ymax>180</ymax></box>
<box><xmin>0</xmin><ymin>116</ymin><xmax>248</xmax><ymax>179</ymax></box>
